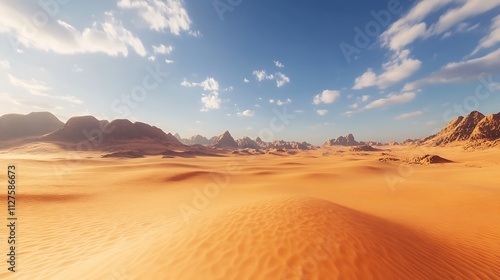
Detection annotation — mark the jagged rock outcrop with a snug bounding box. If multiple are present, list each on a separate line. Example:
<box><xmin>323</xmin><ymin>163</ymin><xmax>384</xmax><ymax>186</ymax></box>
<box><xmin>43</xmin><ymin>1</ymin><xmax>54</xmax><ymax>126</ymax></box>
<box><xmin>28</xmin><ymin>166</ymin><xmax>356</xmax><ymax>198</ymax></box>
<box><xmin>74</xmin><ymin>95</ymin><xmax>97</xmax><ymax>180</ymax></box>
<box><xmin>323</xmin><ymin>134</ymin><xmax>359</xmax><ymax>146</ymax></box>
<box><xmin>425</xmin><ymin>111</ymin><xmax>485</xmax><ymax>146</ymax></box>
<box><xmin>211</xmin><ymin>131</ymin><xmax>239</xmax><ymax>149</ymax></box>
<box><xmin>469</xmin><ymin>112</ymin><xmax>500</xmax><ymax>141</ymax></box>
<box><xmin>237</xmin><ymin>137</ymin><xmax>261</xmax><ymax>149</ymax></box>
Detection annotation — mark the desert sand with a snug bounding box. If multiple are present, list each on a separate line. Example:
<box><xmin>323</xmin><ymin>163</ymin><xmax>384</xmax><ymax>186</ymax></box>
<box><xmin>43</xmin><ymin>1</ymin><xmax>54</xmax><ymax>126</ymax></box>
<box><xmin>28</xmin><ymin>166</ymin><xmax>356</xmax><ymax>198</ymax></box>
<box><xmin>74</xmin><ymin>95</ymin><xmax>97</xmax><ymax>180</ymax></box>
<box><xmin>0</xmin><ymin>143</ymin><xmax>499</xmax><ymax>280</ymax></box>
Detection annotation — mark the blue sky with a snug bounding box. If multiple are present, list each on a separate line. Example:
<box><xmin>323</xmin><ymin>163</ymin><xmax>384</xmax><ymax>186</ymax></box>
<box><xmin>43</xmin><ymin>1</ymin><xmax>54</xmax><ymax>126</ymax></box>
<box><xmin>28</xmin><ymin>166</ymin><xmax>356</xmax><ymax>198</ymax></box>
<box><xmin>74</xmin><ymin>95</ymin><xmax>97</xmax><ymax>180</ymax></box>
<box><xmin>0</xmin><ymin>0</ymin><xmax>499</xmax><ymax>144</ymax></box>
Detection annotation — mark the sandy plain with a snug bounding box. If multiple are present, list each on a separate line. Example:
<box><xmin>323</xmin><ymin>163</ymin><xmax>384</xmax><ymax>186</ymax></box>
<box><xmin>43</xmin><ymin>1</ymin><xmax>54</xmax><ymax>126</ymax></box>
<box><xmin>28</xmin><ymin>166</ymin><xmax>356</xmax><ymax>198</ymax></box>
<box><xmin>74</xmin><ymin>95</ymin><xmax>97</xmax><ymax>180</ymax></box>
<box><xmin>0</xmin><ymin>144</ymin><xmax>499</xmax><ymax>280</ymax></box>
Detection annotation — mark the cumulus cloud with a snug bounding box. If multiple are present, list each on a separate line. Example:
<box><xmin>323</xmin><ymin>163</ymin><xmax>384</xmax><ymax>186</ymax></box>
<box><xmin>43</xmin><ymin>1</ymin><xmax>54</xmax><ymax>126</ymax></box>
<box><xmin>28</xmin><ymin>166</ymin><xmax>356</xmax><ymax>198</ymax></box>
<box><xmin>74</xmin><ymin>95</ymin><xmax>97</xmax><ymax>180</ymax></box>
<box><xmin>364</xmin><ymin>92</ymin><xmax>416</xmax><ymax>109</ymax></box>
<box><xmin>237</xmin><ymin>110</ymin><xmax>255</xmax><ymax>117</ymax></box>
<box><xmin>0</xmin><ymin>3</ymin><xmax>146</xmax><ymax>57</ymax></box>
<box><xmin>253</xmin><ymin>70</ymin><xmax>274</xmax><ymax>82</ymax></box>
<box><xmin>252</xmin><ymin>70</ymin><xmax>290</xmax><ymax>87</ymax></box>
<box><xmin>181</xmin><ymin>77</ymin><xmax>220</xmax><ymax>91</ymax></box>
<box><xmin>353</xmin><ymin>50</ymin><xmax>421</xmax><ymax>89</ymax></box>
<box><xmin>313</xmin><ymin>90</ymin><xmax>341</xmax><ymax>105</ymax></box>
<box><xmin>275</xmin><ymin>72</ymin><xmax>290</xmax><ymax>87</ymax></box>
<box><xmin>117</xmin><ymin>0</ymin><xmax>191</xmax><ymax>35</ymax></box>
<box><xmin>200</xmin><ymin>92</ymin><xmax>221</xmax><ymax>112</ymax></box>
<box><xmin>182</xmin><ymin>77</ymin><xmax>223</xmax><ymax>111</ymax></box>
<box><xmin>316</xmin><ymin>109</ymin><xmax>328</xmax><ymax>116</ymax></box>
<box><xmin>274</xmin><ymin>60</ymin><xmax>284</xmax><ymax>68</ymax></box>
<box><xmin>395</xmin><ymin>110</ymin><xmax>423</xmax><ymax>120</ymax></box>
<box><xmin>277</xmin><ymin>98</ymin><xmax>292</xmax><ymax>106</ymax></box>
<box><xmin>243</xmin><ymin>78</ymin><xmax>249</xmax><ymax>83</ymax></box>
<box><xmin>153</xmin><ymin>44</ymin><xmax>173</xmax><ymax>54</ymax></box>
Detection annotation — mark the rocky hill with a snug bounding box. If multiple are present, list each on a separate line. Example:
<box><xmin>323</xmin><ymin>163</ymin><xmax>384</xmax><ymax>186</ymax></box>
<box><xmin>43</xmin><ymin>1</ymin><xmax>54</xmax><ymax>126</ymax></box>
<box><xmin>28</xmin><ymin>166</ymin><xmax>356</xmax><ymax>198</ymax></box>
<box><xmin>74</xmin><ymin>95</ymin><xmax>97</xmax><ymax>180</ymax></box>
<box><xmin>211</xmin><ymin>131</ymin><xmax>239</xmax><ymax>149</ymax></box>
<box><xmin>324</xmin><ymin>134</ymin><xmax>359</xmax><ymax>146</ymax></box>
<box><xmin>425</xmin><ymin>111</ymin><xmax>485</xmax><ymax>146</ymax></box>
<box><xmin>423</xmin><ymin>111</ymin><xmax>500</xmax><ymax>149</ymax></box>
<box><xmin>0</xmin><ymin>112</ymin><xmax>64</xmax><ymax>141</ymax></box>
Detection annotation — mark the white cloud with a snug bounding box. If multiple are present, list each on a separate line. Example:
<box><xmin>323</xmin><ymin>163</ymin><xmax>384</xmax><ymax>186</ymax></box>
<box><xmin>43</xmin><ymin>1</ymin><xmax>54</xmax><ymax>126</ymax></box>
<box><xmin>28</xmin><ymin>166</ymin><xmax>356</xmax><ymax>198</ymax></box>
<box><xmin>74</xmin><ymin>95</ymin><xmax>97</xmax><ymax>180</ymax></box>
<box><xmin>0</xmin><ymin>60</ymin><xmax>11</xmax><ymax>69</ymax></box>
<box><xmin>200</xmin><ymin>92</ymin><xmax>221</xmax><ymax>112</ymax></box>
<box><xmin>364</xmin><ymin>92</ymin><xmax>416</xmax><ymax>109</ymax></box>
<box><xmin>442</xmin><ymin>22</ymin><xmax>480</xmax><ymax>39</ymax></box>
<box><xmin>8</xmin><ymin>74</ymin><xmax>83</xmax><ymax>104</ymax></box>
<box><xmin>0</xmin><ymin>5</ymin><xmax>146</xmax><ymax>57</ymax></box>
<box><xmin>313</xmin><ymin>90</ymin><xmax>341</xmax><ymax>105</ymax></box>
<box><xmin>472</xmin><ymin>15</ymin><xmax>500</xmax><ymax>55</ymax></box>
<box><xmin>405</xmin><ymin>48</ymin><xmax>500</xmax><ymax>89</ymax></box>
<box><xmin>117</xmin><ymin>0</ymin><xmax>192</xmax><ymax>35</ymax></box>
<box><xmin>269</xmin><ymin>99</ymin><xmax>275</xmax><ymax>104</ymax></box>
<box><xmin>430</xmin><ymin>0</ymin><xmax>500</xmax><ymax>35</ymax></box>
<box><xmin>384</xmin><ymin>22</ymin><xmax>427</xmax><ymax>51</ymax></box>
<box><xmin>148</xmin><ymin>55</ymin><xmax>156</xmax><ymax>61</ymax></box>
<box><xmin>277</xmin><ymin>98</ymin><xmax>292</xmax><ymax>106</ymax></box>
<box><xmin>253</xmin><ymin>70</ymin><xmax>274</xmax><ymax>82</ymax></box>
<box><xmin>252</xmin><ymin>70</ymin><xmax>290</xmax><ymax>87</ymax></box>
<box><xmin>349</xmin><ymin>103</ymin><xmax>359</xmax><ymax>109</ymax></box>
<box><xmin>342</xmin><ymin>109</ymin><xmax>364</xmax><ymax>117</ymax></box>
<box><xmin>274</xmin><ymin>60</ymin><xmax>284</xmax><ymax>68</ymax></box>
<box><xmin>200</xmin><ymin>77</ymin><xmax>219</xmax><ymax>91</ymax></box>
<box><xmin>353</xmin><ymin>50</ymin><xmax>421</xmax><ymax>89</ymax></box>
<box><xmin>188</xmin><ymin>30</ymin><xmax>202</xmax><ymax>38</ymax></box>
<box><xmin>361</xmin><ymin>95</ymin><xmax>370</xmax><ymax>102</ymax></box>
<box><xmin>381</xmin><ymin>0</ymin><xmax>500</xmax><ymax>51</ymax></box>
<box><xmin>275</xmin><ymin>72</ymin><xmax>290</xmax><ymax>87</ymax></box>
<box><xmin>243</xmin><ymin>78</ymin><xmax>250</xmax><ymax>83</ymax></box>
<box><xmin>181</xmin><ymin>77</ymin><xmax>219</xmax><ymax>91</ymax></box>
<box><xmin>237</xmin><ymin>110</ymin><xmax>255</xmax><ymax>117</ymax></box>
<box><xmin>395</xmin><ymin>110</ymin><xmax>423</xmax><ymax>120</ymax></box>
<box><xmin>316</xmin><ymin>109</ymin><xmax>328</xmax><ymax>116</ymax></box>
<box><xmin>181</xmin><ymin>79</ymin><xmax>195</xmax><ymax>87</ymax></box>
<box><xmin>352</xmin><ymin>69</ymin><xmax>377</xmax><ymax>89</ymax></box>
<box><xmin>153</xmin><ymin>44</ymin><xmax>173</xmax><ymax>54</ymax></box>
<box><xmin>381</xmin><ymin>0</ymin><xmax>453</xmax><ymax>51</ymax></box>
<box><xmin>165</xmin><ymin>59</ymin><xmax>174</xmax><ymax>64</ymax></box>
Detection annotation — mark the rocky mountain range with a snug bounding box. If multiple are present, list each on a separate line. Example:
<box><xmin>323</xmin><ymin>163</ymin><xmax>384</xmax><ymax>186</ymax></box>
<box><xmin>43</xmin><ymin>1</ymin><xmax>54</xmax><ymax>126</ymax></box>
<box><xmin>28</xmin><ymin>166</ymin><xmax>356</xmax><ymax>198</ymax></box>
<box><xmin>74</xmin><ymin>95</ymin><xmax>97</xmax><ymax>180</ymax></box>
<box><xmin>0</xmin><ymin>110</ymin><xmax>499</xmax><ymax>155</ymax></box>
<box><xmin>422</xmin><ymin>111</ymin><xmax>500</xmax><ymax>148</ymax></box>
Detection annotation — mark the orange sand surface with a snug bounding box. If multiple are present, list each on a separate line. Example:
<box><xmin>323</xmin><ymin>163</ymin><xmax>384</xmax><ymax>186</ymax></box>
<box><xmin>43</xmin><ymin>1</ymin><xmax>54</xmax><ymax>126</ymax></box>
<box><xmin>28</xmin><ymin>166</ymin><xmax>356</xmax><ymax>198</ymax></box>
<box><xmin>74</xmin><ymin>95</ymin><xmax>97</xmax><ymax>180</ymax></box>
<box><xmin>0</xmin><ymin>145</ymin><xmax>499</xmax><ymax>279</ymax></box>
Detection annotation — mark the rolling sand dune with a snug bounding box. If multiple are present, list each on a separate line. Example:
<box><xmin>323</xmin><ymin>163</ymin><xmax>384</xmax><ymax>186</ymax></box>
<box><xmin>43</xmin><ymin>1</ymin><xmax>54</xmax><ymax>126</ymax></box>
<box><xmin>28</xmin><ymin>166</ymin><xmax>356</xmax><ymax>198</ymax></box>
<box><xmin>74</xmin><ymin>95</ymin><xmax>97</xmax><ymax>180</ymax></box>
<box><xmin>0</xmin><ymin>145</ymin><xmax>499</xmax><ymax>279</ymax></box>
